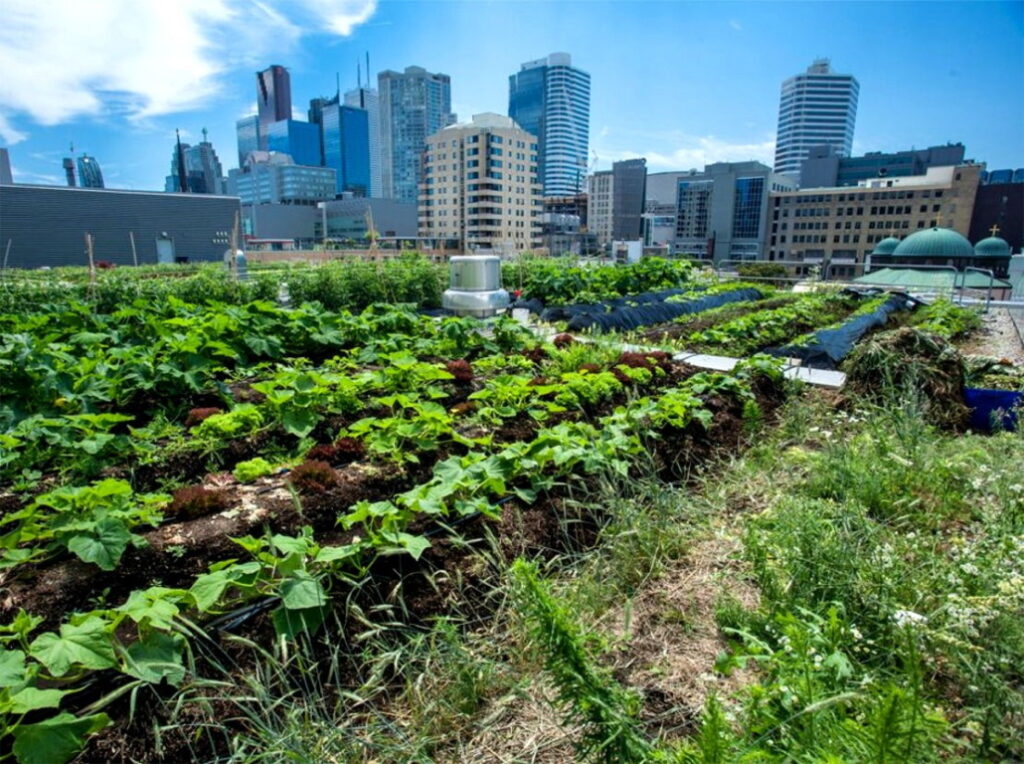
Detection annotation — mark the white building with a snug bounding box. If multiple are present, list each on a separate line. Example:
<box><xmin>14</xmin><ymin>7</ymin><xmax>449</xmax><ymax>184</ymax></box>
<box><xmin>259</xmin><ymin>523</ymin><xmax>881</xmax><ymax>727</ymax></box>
<box><xmin>774</xmin><ymin>59</ymin><xmax>859</xmax><ymax>178</ymax></box>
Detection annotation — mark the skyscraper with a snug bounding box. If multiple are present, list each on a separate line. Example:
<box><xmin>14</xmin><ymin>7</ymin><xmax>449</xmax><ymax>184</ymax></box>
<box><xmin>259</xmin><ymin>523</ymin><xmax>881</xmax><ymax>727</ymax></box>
<box><xmin>345</xmin><ymin>86</ymin><xmax>381</xmax><ymax>197</ymax></box>
<box><xmin>509</xmin><ymin>53</ymin><xmax>591</xmax><ymax>197</ymax></box>
<box><xmin>321</xmin><ymin>102</ymin><xmax>370</xmax><ymax>197</ymax></box>
<box><xmin>774</xmin><ymin>59</ymin><xmax>859</xmax><ymax>178</ymax></box>
<box><xmin>378</xmin><ymin>66</ymin><xmax>455</xmax><ymax>202</ymax></box>
<box><xmin>236</xmin><ymin>115</ymin><xmax>261</xmax><ymax>167</ymax></box>
<box><xmin>266</xmin><ymin>120</ymin><xmax>321</xmax><ymax>167</ymax></box>
<box><xmin>256</xmin><ymin>65</ymin><xmax>292</xmax><ymax>151</ymax></box>
<box><xmin>165</xmin><ymin>130</ymin><xmax>227</xmax><ymax>194</ymax></box>
<box><xmin>77</xmin><ymin>154</ymin><xmax>104</xmax><ymax>188</ymax></box>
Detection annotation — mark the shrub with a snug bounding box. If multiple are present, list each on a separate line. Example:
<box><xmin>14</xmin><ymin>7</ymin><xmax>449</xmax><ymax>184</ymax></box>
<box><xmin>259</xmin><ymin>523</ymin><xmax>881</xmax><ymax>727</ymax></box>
<box><xmin>185</xmin><ymin>407</ymin><xmax>224</xmax><ymax>429</ymax></box>
<box><xmin>167</xmin><ymin>485</ymin><xmax>230</xmax><ymax>520</ymax></box>
<box><xmin>233</xmin><ymin>457</ymin><xmax>274</xmax><ymax>484</ymax></box>
<box><xmin>289</xmin><ymin>460</ymin><xmax>339</xmax><ymax>494</ymax></box>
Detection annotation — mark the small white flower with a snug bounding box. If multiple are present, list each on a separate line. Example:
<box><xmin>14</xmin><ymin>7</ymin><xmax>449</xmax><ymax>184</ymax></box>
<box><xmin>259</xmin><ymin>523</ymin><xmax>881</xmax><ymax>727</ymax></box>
<box><xmin>893</xmin><ymin>609</ymin><xmax>928</xmax><ymax>628</ymax></box>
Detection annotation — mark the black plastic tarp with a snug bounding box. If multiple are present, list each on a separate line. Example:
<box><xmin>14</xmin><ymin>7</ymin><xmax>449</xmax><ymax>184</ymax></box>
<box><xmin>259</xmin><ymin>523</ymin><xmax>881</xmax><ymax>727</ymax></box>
<box><xmin>769</xmin><ymin>292</ymin><xmax>914</xmax><ymax>369</ymax></box>
<box><xmin>564</xmin><ymin>287</ymin><xmax>764</xmax><ymax>333</ymax></box>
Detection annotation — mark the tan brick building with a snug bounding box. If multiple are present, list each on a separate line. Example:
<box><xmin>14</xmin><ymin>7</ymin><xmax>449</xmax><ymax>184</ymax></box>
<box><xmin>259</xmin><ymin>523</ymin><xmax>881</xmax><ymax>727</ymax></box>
<box><xmin>766</xmin><ymin>164</ymin><xmax>981</xmax><ymax>277</ymax></box>
<box><xmin>418</xmin><ymin>113</ymin><xmax>541</xmax><ymax>254</ymax></box>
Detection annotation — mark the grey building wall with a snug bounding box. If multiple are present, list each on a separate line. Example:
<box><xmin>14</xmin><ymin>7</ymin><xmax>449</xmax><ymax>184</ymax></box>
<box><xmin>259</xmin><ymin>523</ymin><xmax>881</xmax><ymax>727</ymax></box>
<box><xmin>800</xmin><ymin>143</ymin><xmax>967</xmax><ymax>189</ymax></box>
<box><xmin>242</xmin><ymin>204</ymin><xmax>318</xmax><ymax>242</ymax></box>
<box><xmin>0</xmin><ymin>184</ymin><xmax>240</xmax><ymax>268</ymax></box>
<box><xmin>319</xmin><ymin>197</ymin><xmax>417</xmax><ymax>240</ymax></box>
<box><xmin>671</xmin><ymin>162</ymin><xmax>795</xmax><ymax>261</ymax></box>
<box><xmin>611</xmin><ymin>158</ymin><xmax>646</xmax><ymax>240</ymax></box>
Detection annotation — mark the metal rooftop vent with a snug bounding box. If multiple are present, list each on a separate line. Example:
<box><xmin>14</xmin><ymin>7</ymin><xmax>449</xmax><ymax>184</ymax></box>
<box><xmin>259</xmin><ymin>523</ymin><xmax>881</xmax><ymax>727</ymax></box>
<box><xmin>442</xmin><ymin>255</ymin><xmax>510</xmax><ymax>317</ymax></box>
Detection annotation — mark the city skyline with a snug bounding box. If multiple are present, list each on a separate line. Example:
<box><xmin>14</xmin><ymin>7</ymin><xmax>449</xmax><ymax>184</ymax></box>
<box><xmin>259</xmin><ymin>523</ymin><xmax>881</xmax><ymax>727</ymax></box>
<box><xmin>0</xmin><ymin>0</ymin><xmax>1021</xmax><ymax>190</ymax></box>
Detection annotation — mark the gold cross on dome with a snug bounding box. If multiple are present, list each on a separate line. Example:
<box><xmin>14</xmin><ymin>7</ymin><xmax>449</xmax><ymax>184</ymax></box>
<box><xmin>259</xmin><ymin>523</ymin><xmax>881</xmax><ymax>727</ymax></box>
<box><xmin>990</xmin><ymin>224</ymin><xmax>1001</xmax><ymax>237</ymax></box>
<box><xmin>934</xmin><ymin>211</ymin><xmax>943</xmax><ymax>227</ymax></box>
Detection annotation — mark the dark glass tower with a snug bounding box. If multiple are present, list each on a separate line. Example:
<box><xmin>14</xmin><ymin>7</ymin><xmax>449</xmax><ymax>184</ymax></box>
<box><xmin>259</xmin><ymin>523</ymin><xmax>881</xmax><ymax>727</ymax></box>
<box><xmin>77</xmin><ymin>154</ymin><xmax>104</xmax><ymax>188</ymax></box>
<box><xmin>257</xmin><ymin>65</ymin><xmax>292</xmax><ymax>151</ymax></box>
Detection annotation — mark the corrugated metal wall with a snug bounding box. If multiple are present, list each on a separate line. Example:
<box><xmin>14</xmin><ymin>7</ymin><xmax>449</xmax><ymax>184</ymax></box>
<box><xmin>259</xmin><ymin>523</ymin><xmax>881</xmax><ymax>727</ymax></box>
<box><xmin>0</xmin><ymin>185</ymin><xmax>241</xmax><ymax>268</ymax></box>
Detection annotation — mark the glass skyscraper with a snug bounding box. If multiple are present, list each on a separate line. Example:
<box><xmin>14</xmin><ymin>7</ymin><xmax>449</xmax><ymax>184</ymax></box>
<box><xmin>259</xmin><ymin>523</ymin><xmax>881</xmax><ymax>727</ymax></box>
<box><xmin>378</xmin><ymin>66</ymin><xmax>454</xmax><ymax>202</ymax></box>
<box><xmin>257</xmin><ymin>65</ymin><xmax>291</xmax><ymax>151</ymax></box>
<box><xmin>266</xmin><ymin>120</ymin><xmax>321</xmax><ymax>168</ymax></box>
<box><xmin>344</xmin><ymin>87</ymin><xmax>381</xmax><ymax>197</ymax></box>
<box><xmin>236</xmin><ymin>115</ymin><xmax>260</xmax><ymax>167</ymax></box>
<box><xmin>76</xmin><ymin>154</ymin><xmax>104</xmax><ymax>188</ymax></box>
<box><xmin>509</xmin><ymin>52</ymin><xmax>590</xmax><ymax>197</ymax></box>
<box><xmin>165</xmin><ymin>132</ymin><xmax>226</xmax><ymax>194</ymax></box>
<box><xmin>774</xmin><ymin>59</ymin><xmax>859</xmax><ymax>178</ymax></box>
<box><xmin>322</xmin><ymin>103</ymin><xmax>370</xmax><ymax>197</ymax></box>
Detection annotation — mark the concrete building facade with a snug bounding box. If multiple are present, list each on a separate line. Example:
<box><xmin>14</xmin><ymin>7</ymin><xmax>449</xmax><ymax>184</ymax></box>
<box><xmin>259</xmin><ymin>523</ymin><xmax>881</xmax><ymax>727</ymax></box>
<box><xmin>418</xmin><ymin>113</ymin><xmax>540</xmax><ymax>254</ymax></box>
<box><xmin>767</xmin><ymin>164</ymin><xmax>982</xmax><ymax>276</ymax></box>
<box><xmin>587</xmin><ymin>170</ymin><xmax>614</xmax><ymax>245</ymax></box>
<box><xmin>378</xmin><ymin>66</ymin><xmax>455</xmax><ymax>203</ymax></box>
<box><xmin>0</xmin><ymin>184</ymin><xmax>239</xmax><ymax>267</ymax></box>
<box><xmin>774</xmin><ymin>59</ymin><xmax>859</xmax><ymax>177</ymax></box>
<box><xmin>800</xmin><ymin>143</ymin><xmax>967</xmax><ymax>189</ymax></box>
<box><xmin>508</xmin><ymin>52</ymin><xmax>591</xmax><ymax>197</ymax></box>
<box><xmin>320</xmin><ymin>197</ymin><xmax>417</xmax><ymax>242</ymax></box>
<box><xmin>226</xmin><ymin>152</ymin><xmax>336</xmax><ymax>206</ymax></box>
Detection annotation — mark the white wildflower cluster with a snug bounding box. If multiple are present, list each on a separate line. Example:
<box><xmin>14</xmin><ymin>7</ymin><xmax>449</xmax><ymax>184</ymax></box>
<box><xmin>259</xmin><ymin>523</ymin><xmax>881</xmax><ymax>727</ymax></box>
<box><xmin>807</xmin><ymin>425</ymin><xmax>834</xmax><ymax>441</ymax></box>
<box><xmin>892</xmin><ymin>609</ymin><xmax>928</xmax><ymax>628</ymax></box>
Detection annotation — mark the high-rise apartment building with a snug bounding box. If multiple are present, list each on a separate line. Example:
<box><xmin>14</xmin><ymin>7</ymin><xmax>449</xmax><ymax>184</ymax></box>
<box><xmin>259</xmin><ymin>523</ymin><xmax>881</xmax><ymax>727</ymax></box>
<box><xmin>266</xmin><ymin>119</ymin><xmax>321</xmax><ymax>168</ymax></box>
<box><xmin>378</xmin><ymin>66</ymin><xmax>455</xmax><ymax>202</ymax></box>
<box><xmin>236</xmin><ymin>115</ymin><xmax>261</xmax><ymax>167</ymax></box>
<box><xmin>509</xmin><ymin>53</ymin><xmax>591</xmax><ymax>197</ymax></box>
<box><xmin>164</xmin><ymin>131</ymin><xmax>226</xmax><ymax>194</ymax></box>
<box><xmin>774</xmin><ymin>59</ymin><xmax>859</xmax><ymax>178</ymax></box>
<box><xmin>321</xmin><ymin>102</ymin><xmax>370</xmax><ymax>197</ymax></box>
<box><xmin>345</xmin><ymin>87</ymin><xmax>382</xmax><ymax>197</ymax></box>
<box><xmin>418</xmin><ymin>113</ymin><xmax>540</xmax><ymax>253</ymax></box>
<box><xmin>77</xmin><ymin>154</ymin><xmax>104</xmax><ymax>189</ymax></box>
<box><xmin>256</xmin><ymin>65</ymin><xmax>292</xmax><ymax>151</ymax></box>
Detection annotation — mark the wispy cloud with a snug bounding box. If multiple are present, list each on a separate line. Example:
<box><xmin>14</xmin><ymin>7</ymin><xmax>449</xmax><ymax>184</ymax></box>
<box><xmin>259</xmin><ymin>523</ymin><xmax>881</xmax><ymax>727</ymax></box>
<box><xmin>729</xmin><ymin>19</ymin><xmax>743</xmax><ymax>31</ymax></box>
<box><xmin>594</xmin><ymin>130</ymin><xmax>775</xmax><ymax>171</ymax></box>
<box><xmin>0</xmin><ymin>0</ymin><xmax>377</xmax><ymax>144</ymax></box>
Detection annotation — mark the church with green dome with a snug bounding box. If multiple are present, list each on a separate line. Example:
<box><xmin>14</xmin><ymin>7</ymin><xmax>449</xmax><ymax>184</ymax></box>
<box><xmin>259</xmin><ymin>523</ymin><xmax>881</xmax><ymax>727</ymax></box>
<box><xmin>869</xmin><ymin>226</ymin><xmax>1012</xmax><ymax>277</ymax></box>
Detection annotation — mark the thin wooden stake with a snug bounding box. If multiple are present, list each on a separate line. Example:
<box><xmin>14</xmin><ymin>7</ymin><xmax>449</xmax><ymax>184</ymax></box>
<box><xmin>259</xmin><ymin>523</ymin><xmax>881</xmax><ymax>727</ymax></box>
<box><xmin>129</xmin><ymin>230</ymin><xmax>138</xmax><ymax>267</ymax></box>
<box><xmin>2</xmin><ymin>239</ymin><xmax>11</xmax><ymax>272</ymax></box>
<box><xmin>230</xmin><ymin>210</ymin><xmax>240</xmax><ymax>280</ymax></box>
<box><xmin>85</xmin><ymin>232</ymin><xmax>96</xmax><ymax>298</ymax></box>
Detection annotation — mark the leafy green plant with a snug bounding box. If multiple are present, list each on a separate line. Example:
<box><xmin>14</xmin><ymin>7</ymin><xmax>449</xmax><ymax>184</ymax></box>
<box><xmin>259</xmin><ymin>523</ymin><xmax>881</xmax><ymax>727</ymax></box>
<box><xmin>233</xmin><ymin>457</ymin><xmax>275</xmax><ymax>483</ymax></box>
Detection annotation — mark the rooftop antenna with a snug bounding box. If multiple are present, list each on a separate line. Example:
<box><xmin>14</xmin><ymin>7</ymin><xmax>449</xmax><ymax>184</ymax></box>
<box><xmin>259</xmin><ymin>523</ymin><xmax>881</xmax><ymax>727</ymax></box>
<box><xmin>336</xmin><ymin>72</ymin><xmax>341</xmax><ymax>100</ymax></box>
<box><xmin>366</xmin><ymin>52</ymin><xmax>370</xmax><ymax>87</ymax></box>
<box><xmin>357</xmin><ymin>59</ymin><xmax>361</xmax><ymax>89</ymax></box>
<box><xmin>201</xmin><ymin>127</ymin><xmax>208</xmax><ymax>143</ymax></box>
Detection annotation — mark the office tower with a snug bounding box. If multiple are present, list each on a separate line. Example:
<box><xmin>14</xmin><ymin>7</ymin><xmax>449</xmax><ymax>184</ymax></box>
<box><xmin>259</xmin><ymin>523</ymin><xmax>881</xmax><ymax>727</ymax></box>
<box><xmin>344</xmin><ymin>86</ymin><xmax>381</xmax><ymax>197</ymax></box>
<box><xmin>164</xmin><ymin>130</ymin><xmax>227</xmax><ymax>194</ymax></box>
<box><xmin>256</xmin><ymin>65</ymin><xmax>292</xmax><ymax>151</ymax></box>
<box><xmin>419</xmin><ymin>113</ymin><xmax>540</xmax><ymax>253</ymax></box>
<box><xmin>774</xmin><ymin>59</ymin><xmax>859</xmax><ymax>178</ymax></box>
<box><xmin>77</xmin><ymin>154</ymin><xmax>104</xmax><ymax>188</ymax></box>
<box><xmin>236</xmin><ymin>115</ymin><xmax>261</xmax><ymax>167</ymax></box>
<box><xmin>226</xmin><ymin>152</ymin><xmax>336</xmax><ymax>205</ymax></box>
<box><xmin>378</xmin><ymin>66</ymin><xmax>455</xmax><ymax>202</ymax></box>
<box><xmin>266</xmin><ymin>119</ymin><xmax>321</xmax><ymax>168</ymax></box>
<box><xmin>509</xmin><ymin>52</ymin><xmax>591</xmax><ymax>197</ymax></box>
<box><xmin>62</xmin><ymin>157</ymin><xmax>76</xmax><ymax>186</ymax></box>
<box><xmin>320</xmin><ymin>102</ymin><xmax>370</xmax><ymax>197</ymax></box>
<box><xmin>308</xmin><ymin>95</ymin><xmax>335</xmax><ymax>165</ymax></box>
<box><xmin>587</xmin><ymin>159</ymin><xmax>647</xmax><ymax>245</ymax></box>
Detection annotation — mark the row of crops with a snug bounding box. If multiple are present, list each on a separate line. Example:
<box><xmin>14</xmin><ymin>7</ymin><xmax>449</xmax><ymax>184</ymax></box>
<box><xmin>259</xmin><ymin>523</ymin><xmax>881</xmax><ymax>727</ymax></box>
<box><xmin>0</xmin><ymin>256</ymin><xmax>984</xmax><ymax>761</ymax></box>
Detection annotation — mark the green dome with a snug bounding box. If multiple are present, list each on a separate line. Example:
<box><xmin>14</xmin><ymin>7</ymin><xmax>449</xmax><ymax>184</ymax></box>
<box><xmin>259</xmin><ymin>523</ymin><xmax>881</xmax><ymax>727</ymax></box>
<box><xmin>973</xmin><ymin>236</ymin><xmax>1011</xmax><ymax>257</ymax></box>
<box><xmin>871</xmin><ymin>236</ymin><xmax>901</xmax><ymax>255</ymax></box>
<box><xmin>891</xmin><ymin>227</ymin><xmax>974</xmax><ymax>258</ymax></box>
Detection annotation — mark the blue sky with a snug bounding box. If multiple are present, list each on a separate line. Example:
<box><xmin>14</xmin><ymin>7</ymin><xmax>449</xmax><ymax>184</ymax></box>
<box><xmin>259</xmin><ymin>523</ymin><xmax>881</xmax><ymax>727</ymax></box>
<box><xmin>2</xmin><ymin>0</ymin><xmax>1021</xmax><ymax>190</ymax></box>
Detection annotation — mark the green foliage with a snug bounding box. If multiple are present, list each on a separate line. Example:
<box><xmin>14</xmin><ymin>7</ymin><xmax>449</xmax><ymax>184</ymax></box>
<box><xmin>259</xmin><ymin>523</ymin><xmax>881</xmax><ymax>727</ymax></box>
<box><xmin>193</xmin><ymin>404</ymin><xmax>264</xmax><ymax>440</ymax></box>
<box><xmin>910</xmin><ymin>299</ymin><xmax>982</xmax><ymax>339</ymax></box>
<box><xmin>233</xmin><ymin>457</ymin><xmax>275</xmax><ymax>483</ymax></box>
<box><xmin>0</xmin><ymin>479</ymin><xmax>167</xmax><ymax>571</ymax></box>
<box><xmin>506</xmin><ymin>255</ymin><xmax>695</xmax><ymax>305</ymax></box>
<box><xmin>510</xmin><ymin>559</ymin><xmax>653</xmax><ymax>762</ymax></box>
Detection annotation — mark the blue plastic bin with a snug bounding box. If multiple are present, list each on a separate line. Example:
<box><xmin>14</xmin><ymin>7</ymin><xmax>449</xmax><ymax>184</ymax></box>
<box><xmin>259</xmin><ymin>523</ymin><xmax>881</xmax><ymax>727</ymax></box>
<box><xmin>964</xmin><ymin>388</ymin><xmax>1023</xmax><ymax>432</ymax></box>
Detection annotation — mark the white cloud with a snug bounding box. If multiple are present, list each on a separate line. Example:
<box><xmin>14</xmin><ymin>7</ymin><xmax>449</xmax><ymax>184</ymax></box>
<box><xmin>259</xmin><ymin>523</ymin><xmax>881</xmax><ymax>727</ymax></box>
<box><xmin>729</xmin><ymin>19</ymin><xmax>743</xmax><ymax>31</ymax></box>
<box><xmin>593</xmin><ymin>132</ymin><xmax>775</xmax><ymax>172</ymax></box>
<box><xmin>0</xmin><ymin>0</ymin><xmax>376</xmax><ymax>141</ymax></box>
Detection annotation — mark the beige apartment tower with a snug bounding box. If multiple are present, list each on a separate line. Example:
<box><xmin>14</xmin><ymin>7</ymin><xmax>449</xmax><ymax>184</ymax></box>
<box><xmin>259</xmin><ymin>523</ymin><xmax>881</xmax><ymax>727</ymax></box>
<box><xmin>419</xmin><ymin>113</ymin><xmax>541</xmax><ymax>253</ymax></box>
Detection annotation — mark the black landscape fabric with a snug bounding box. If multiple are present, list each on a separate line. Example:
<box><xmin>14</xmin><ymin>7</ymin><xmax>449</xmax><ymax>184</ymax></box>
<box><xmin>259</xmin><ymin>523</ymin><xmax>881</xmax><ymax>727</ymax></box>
<box><xmin>564</xmin><ymin>287</ymin><xmax>763</xmax><ymax>333</ymax></box>
<box><xmin>770</xmin><ymin>292</ymin><xmax>914</xmax><ymax>369</ymax></box>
